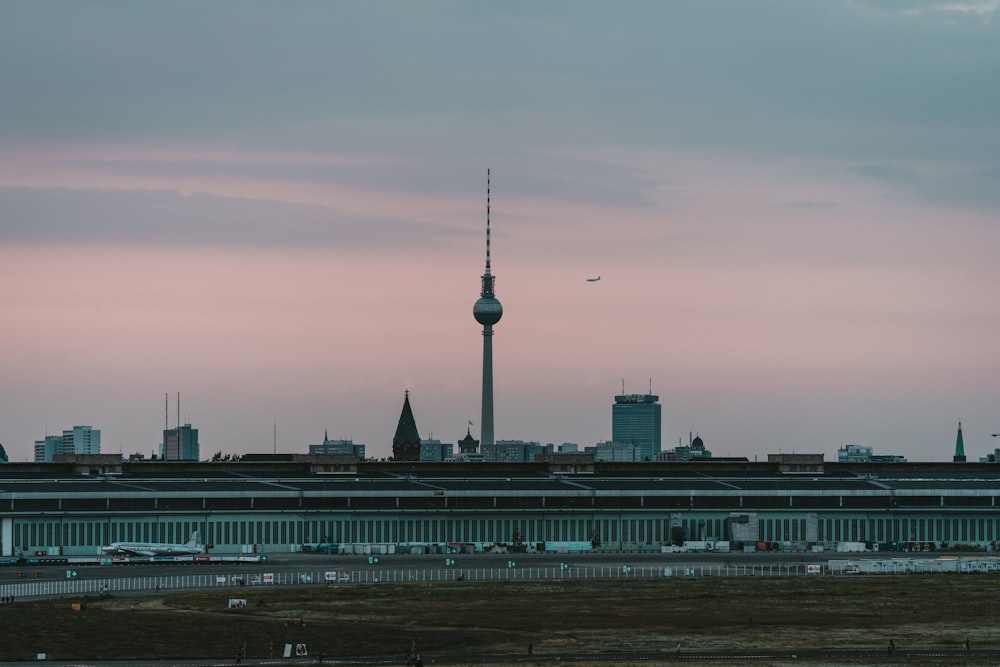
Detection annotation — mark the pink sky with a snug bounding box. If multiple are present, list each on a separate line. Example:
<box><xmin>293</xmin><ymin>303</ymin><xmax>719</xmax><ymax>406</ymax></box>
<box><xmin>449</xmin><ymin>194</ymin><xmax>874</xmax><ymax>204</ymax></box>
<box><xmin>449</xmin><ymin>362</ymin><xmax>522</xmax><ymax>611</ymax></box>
<box><xmin>2</xmin><ymin>2</ymin><xmax>999</xmax><ymax>461</ymax></box>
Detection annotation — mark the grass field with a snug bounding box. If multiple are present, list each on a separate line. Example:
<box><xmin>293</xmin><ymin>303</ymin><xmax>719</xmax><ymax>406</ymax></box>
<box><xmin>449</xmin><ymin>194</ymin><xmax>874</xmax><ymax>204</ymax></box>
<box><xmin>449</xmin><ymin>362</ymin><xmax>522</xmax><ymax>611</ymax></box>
<box><xmin>4</xmin><ymin>575</ymin><xmax>1000</xmax><ymax>664</ymax></box>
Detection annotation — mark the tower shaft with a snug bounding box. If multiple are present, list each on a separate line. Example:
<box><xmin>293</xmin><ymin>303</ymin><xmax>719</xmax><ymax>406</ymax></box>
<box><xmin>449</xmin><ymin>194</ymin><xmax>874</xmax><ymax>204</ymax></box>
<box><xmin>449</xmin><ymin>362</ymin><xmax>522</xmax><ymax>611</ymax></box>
<box><xmin>481</xmin><ymin>324</ymin><xmax>495</xmax><ymax>448</ymax></box>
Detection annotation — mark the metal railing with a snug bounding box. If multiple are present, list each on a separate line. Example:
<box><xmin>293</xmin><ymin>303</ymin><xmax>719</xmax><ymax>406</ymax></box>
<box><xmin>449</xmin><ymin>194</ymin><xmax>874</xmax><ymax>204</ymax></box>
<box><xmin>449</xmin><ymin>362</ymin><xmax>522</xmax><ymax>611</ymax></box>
<box><xmin>4</xmin><ymin>556</ymin><xmax>997</xmax><ymax>601</ymax></box>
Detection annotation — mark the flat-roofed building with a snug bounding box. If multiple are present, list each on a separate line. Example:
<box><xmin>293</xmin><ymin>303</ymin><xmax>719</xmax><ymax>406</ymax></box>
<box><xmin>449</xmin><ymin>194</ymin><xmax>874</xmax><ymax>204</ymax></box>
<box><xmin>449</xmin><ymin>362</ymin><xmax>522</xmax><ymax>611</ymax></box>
<box><xmin>34</xmin><ymin>425</ymin><xmax>100</xmax><ymax>462</ymax></box>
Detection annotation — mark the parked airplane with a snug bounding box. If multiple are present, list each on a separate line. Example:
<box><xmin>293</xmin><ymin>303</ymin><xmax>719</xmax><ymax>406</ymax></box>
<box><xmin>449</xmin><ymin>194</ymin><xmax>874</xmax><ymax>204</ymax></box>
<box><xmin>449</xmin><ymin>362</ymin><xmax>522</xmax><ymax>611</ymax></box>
<box><xmin>586</xmin><ymin>276</ymin><xmax>601</xmax><ymax>282</ymax></box>
<box><xmin>102</xmin><ymin>531</ymin><xmax>205</xmax><ymax>556</ymax></box>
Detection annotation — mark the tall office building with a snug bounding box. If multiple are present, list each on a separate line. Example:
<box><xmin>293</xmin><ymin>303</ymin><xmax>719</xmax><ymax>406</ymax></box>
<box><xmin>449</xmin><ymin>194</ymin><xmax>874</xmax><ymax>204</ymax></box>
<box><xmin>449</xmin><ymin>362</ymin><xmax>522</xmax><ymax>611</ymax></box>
<box><xmin>34</xmin><ymin>425</ymin><xmax>101</xmax><ymax>462</ymax></box>
<box><xmin>611</xmin><ymin>394</ymin><xmax>661</xmax><ymax>462</ymax></box>
<box><xmin>162</xmin><ymin>423</ymin><xmax>200</xmax><ymax>461</ymax></box>
<box><xmin>472</xmin><ymin>170</ymin><xmax>503</xmax><ymax>448</ymax></box>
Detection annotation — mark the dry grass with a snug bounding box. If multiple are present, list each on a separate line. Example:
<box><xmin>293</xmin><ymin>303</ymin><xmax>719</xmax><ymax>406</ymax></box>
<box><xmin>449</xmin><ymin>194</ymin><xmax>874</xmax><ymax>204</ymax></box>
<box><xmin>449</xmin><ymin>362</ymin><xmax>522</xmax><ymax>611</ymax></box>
<box><xmin>3</xmin><ymin>575</ymin><xmax>999</xmax><ymax>663</ymax></box>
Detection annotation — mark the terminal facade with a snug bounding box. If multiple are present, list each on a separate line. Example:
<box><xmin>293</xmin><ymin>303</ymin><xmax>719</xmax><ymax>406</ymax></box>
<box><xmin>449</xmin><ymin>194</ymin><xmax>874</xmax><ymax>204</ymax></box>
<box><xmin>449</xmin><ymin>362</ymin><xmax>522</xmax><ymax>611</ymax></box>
<box><xmin>2</xmin><ymin>454</ymin><xmax>1000</xmax><ymax>557</ymax></box>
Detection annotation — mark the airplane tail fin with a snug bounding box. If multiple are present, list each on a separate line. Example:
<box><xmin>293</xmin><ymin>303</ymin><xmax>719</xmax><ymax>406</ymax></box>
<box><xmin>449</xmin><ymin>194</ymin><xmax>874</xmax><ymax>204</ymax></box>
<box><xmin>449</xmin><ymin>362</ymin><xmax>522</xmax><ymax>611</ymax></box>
<box><xmin>187</xmin><ymin>531</ymin><xmax>202</xmax><ymax>548</ymax></box>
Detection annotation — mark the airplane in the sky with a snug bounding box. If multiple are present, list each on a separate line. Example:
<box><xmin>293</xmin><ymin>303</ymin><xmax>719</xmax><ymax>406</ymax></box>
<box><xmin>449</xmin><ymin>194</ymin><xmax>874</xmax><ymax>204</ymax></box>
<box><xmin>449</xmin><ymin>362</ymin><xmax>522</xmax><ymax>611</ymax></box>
<box><xmin>586</xmin><ymin>276</ymin><xmax>601</xmax><ymax>282</ymax></box>
<box><xmin>102</xmin><ymin>531</ymin><xmax>205</xmax><ymax>557</ymax></box>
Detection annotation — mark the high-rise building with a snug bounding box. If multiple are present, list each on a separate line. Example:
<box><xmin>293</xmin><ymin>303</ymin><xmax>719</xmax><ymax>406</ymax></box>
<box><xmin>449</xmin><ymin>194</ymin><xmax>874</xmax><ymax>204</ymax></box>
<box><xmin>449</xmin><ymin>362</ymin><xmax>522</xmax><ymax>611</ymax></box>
<box><xmin>162</xmin><ymin>424</ymin><xmax>200</xmax><ymax>461</ymax></box>
<box><xmin>34</xmin><ymin>425</ymin><xmax>101</xmax><ymax>462</ymax></box>
<box><xmin>473</xmin><ymin>170</ymin><xmax>503</xmax><ymax>448</ymax></box>
<box><xmin>611</xmin><ymin>394</ymin><xmax>661</xmax><ymax>461</ymax></box>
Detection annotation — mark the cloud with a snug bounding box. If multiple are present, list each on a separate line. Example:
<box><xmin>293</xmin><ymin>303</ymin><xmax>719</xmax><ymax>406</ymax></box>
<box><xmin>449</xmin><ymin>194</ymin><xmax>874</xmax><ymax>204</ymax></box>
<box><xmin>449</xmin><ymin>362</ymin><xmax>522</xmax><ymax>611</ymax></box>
<box><xmin>786</xmin><ymin>201</ymin><xmax>840</xmax><ymax>209</ymax></box>
<box><xmin>0</xmin><ymin>186</ymin><xmax>460</xmax><ymax>248</ymax></box>
<box><xmin>898</xmin><ymin>0</ymin><xmax>999</xmax><ymax>22</ymax></box>
<box><xmin>848</xmin><ymin>161</ymin><xmax>1000</xmax><ymax>208</ymax></box>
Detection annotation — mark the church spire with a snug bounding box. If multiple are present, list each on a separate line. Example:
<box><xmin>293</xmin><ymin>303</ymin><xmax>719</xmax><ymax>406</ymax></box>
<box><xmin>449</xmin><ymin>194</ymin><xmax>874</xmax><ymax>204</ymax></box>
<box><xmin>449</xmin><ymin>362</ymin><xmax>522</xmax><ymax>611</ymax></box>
<box><xmin>954</xmin><ymin>421</ymin><xmax>966</xmax><ymax>462</ymax></box>
<box><xmin>392</xmin><ymin>390</ymin><xmax>421</xmax><ymax>461</ymax></box>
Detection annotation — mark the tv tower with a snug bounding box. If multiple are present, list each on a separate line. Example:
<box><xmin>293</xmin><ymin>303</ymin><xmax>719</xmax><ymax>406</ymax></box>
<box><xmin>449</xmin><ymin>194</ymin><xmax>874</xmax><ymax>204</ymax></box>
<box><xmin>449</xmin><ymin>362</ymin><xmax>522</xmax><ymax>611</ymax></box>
<box><xmin>473</xmin><ymin>169</ymin><xmax>503</xmax><ymax>447</ymax></box>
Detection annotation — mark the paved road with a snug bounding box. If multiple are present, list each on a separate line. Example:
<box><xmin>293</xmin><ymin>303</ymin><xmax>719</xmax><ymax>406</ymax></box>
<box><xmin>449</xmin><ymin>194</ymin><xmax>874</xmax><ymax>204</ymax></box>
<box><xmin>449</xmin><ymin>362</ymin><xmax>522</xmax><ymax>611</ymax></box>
<box><xmin>0</xmin><ymin>548</ymin><xmax>964</xmax><ymax>585</ymax></box>
<box><xmin>1</xmin><ymin>647</ymin><xmax>998</xmax><ymax>666</ymax></box>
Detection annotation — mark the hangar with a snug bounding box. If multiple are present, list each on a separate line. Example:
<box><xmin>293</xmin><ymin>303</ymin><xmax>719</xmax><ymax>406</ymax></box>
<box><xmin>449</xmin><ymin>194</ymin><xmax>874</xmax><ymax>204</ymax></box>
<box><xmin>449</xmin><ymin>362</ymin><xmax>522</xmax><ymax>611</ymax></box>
<box><xmin>2</xmin><ymin>454</ymin><xmax>999</xmax><ymax>557</ymax></box>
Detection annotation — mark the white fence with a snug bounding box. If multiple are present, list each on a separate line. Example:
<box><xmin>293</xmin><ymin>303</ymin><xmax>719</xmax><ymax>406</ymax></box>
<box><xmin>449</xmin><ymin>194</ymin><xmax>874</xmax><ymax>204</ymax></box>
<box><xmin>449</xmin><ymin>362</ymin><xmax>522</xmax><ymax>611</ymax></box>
<box><xmin>5</xmin><ymin>556</ymin><xmax>999</xmax><ymax>601</ymax></box>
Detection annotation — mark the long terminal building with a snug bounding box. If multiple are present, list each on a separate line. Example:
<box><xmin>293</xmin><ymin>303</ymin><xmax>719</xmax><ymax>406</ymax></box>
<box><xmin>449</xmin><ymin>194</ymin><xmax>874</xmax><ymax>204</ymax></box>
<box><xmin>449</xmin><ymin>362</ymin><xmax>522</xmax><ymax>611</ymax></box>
<box><xmin>2</xmin><ymin>454</ymin><xmax>1000</xmax><ymax>556</ymax></box>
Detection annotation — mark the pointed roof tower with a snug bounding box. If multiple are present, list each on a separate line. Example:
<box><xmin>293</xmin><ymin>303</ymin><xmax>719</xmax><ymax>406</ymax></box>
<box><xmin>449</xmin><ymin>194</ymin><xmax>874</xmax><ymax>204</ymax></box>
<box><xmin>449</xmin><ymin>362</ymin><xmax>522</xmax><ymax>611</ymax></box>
<box><xmin>458</xmin><ymin>422</ymin><xmax>480</xmax><ymax>455</ymax></box>
<box><xmin>954</xmin><ymin>421</ymin><xmax>967</xmax><ymax>463</ymax></box>
<box><xmin>392</xmin><ymin>390</ymin><xmax>422</xmax><ymax>461</ymax></box>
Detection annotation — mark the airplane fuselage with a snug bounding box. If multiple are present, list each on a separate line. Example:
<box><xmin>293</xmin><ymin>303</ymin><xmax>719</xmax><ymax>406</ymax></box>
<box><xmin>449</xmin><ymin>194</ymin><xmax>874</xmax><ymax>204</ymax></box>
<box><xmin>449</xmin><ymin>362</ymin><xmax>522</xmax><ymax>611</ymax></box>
<box><xmin>102</xmin><ymin>542</ymin><xmax>204</xmax><ymax>556</ymax></box>
<box><xmin>102</xmin><ymin>531</ymin><xmax>204</xmax><ymax>557</ymax></box>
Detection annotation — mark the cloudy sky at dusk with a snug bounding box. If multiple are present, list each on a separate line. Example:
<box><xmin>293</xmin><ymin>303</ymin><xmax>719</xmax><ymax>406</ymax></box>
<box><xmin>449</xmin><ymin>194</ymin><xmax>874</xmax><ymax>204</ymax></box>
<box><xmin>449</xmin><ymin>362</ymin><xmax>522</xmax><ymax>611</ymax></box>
<box><xmin>2</xmin><ymin>0</ymin><xmax>999</xmax><ymax>462</ymax></box>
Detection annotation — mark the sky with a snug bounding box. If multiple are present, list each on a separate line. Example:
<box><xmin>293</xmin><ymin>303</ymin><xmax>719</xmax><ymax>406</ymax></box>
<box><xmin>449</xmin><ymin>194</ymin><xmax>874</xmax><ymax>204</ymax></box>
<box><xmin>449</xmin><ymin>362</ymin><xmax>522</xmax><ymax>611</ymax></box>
<box><xmin>1</xmin><ymin>0</ymin><xmax>999</xmax><ymax>463</ymax></box>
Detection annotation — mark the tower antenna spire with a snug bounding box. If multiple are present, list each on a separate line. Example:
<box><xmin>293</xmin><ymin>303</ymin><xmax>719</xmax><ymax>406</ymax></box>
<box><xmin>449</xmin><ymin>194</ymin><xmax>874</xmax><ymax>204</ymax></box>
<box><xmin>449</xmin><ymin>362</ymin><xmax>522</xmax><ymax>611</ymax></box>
<box><xmin>486</xmin><ymin>168</ymin><xmax>491</xmax><ymax>274</ymax></box>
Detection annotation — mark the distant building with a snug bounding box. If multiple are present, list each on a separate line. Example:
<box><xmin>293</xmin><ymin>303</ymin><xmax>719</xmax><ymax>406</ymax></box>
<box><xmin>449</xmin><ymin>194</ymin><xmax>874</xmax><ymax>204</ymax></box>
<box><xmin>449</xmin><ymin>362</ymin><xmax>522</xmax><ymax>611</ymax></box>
<box><xmin>420</xmin><ymin>439</ymin><xmax>453</xmax><ymax>462</ymax></box>
<box><xmin>981</xmin><ymin>449</ymin><xmax>1000</xmax><ymax>463</ymax></box>
<box><xmin>34</xmin><ymin>425</ymin><xmax>100</xmax><ymax>462</ymax></box>
<box><xmin>483</xmin><ymin>439</ymin><xmax>549</xmax><ymax>463</ymax></box>
<box><xmin>661</xmin><ymin>433</ymin><xmax>713</xmax><ymax>462</ymax></box>
<box><xmin>34</xmin><ymin>435</ymin><xmax>61</xmax><ymax>462</ymax></box>
<box><xmin>589</xmin><ymin>440</ymin><xmax>642</xmax><ymax>462</ymax></box>
<box><xmin>162</xmin><ymin>423</ymin><xmax>199</xmax><ymax>461</ymax></box>
<box><xmin>309</xmin><ymin>432</ymin><xmax>366</xmax><ymax>459</ymax></box>
<box><xmin>392</xmin><ymin>391</ymin><xmax>421</xmax><ymax>461</ymax></box>
<box><xmin>611</xmin><ymin>394</ymin><xmax>661</xmax><ymax>461</ymax></box>
<box><xmin>838</xmin><ymin>443</ymin><xmax>907</xmax><ymax>463</ymax></box>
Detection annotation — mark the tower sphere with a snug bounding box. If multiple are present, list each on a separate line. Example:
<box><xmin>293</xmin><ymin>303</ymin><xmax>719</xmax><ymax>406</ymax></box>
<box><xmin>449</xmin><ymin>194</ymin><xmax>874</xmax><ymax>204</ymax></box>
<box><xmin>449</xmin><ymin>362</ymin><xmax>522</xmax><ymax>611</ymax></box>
<box><xmin>474</xmin><ymin>296</ymin><xmax>503</xmax><ymax>326</ymax></box>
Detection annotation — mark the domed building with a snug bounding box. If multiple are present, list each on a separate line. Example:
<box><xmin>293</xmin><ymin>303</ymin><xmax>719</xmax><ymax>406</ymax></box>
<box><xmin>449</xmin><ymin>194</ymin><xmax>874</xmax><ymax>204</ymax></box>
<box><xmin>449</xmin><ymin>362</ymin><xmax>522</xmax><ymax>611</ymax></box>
<box><xmin>662</xmin><ymin>432</ymin><xmax>713</xmax><ymax>462</ymax></box>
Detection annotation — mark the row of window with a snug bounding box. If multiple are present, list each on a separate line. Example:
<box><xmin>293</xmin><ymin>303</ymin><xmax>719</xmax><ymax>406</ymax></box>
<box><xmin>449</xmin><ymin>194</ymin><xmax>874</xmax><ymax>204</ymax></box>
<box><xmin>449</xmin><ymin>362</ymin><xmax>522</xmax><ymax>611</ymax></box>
<box><xmin>13</xmin><ymin>512</ymin><xmax>1000</xmax><ymax>553</ymax></box>
<box><xmin>7</xmin><ymin>494</ymin><xmax>997</xmax><ymax>513</ymax></box>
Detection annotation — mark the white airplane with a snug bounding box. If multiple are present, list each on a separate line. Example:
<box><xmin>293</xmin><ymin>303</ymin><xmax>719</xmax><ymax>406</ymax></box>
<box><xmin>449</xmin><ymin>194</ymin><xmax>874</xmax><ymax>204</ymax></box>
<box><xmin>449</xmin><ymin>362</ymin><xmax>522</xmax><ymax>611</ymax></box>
<box><xmin>586</xmin><ymin>276</ymin><xmax>601</xmax><ymax>282</ymax></box>
<box><xmin>102</xmin><ymin>531</ymin><xmax>204</xmax><ymax>556</ymax></box>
